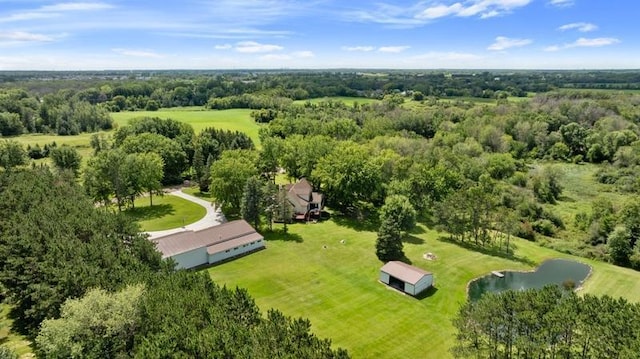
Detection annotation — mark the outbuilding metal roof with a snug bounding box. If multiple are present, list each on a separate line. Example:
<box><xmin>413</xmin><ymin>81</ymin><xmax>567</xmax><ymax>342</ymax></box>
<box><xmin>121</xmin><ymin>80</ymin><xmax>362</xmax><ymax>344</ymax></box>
<box><xmin>381</xmin><ymin>261</ymin><xmax>432</xmax><ymax>285</ymax></box>
<box><xmin>153</xmin><ymin>219</ymin><xmax>262</xmax><ymax>258</ymax></box>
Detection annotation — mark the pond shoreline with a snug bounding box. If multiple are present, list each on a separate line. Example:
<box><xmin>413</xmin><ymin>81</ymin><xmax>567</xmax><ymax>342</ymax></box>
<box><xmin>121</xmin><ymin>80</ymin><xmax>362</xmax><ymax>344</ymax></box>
<box><xmin>465</xmin><ymin>258</ymin><xmax>594</xmax><ymax>300</ymax></box>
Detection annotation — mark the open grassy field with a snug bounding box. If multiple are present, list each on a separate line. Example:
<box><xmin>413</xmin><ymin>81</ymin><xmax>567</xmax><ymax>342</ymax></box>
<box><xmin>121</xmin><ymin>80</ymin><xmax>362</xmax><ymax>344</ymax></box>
<box><xmin>537</xmin><ymin>163</ymin><xmax>627</xmax><ymax>253</ymax></box>
<box><xmin>206</xmin><ymin>219</ymin><xmax>640</xmax><ymax>358</ymax></box>
<box><xmin>0</xmin><ymin>304</ymin><xmax>32</xmax><ymax>358</ymax></box>
<box><xmin>7</xmin><ymin>132</ymin><xmax>97</xmax><ymax>164</ymax></box>
<box><xmin>110</xmin><ymin>107</ymin><xmax>260</xmax><ymax>146</ymax></box>
<box><xmin>124</xmin><ymin>194</ymin><xmax>206</xmax><ymax>231</ymax></box>
<box><xmin>292</xmin><ymin>96</ymin><xmax>379</xmax><ymax>106</ymax></box>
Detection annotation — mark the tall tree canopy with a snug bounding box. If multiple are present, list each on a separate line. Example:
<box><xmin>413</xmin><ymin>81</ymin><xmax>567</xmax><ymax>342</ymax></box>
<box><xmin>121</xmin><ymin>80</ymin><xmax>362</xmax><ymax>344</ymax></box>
<box><xmin>0</xmin><ymin>168</ymin><xmax>164</xmax><ymax>335</ymax></box>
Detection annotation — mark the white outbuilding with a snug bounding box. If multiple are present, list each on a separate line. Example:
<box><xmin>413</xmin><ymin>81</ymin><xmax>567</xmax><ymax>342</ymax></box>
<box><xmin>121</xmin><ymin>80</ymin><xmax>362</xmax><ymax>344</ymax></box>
<box><xmin>380</xmin><ymin>261</ymin><xmax>433</xmax><ymax>296</ymax></box>
<box><xmin>153</xmin><ymin>219</ymin><xmax>264</xmax><ymax>269</ymax></box>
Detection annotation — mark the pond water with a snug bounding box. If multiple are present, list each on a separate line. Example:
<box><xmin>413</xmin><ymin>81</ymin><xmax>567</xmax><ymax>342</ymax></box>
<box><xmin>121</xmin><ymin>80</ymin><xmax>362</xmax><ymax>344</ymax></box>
<box><xmin>468</xmin><ymin>259</ymin><xmax>591</xmax><ymax>301</ymax></box>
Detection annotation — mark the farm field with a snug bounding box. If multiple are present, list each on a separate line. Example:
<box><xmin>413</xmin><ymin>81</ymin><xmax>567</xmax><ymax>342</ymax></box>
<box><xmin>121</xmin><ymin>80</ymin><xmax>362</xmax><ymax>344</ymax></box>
<box><xmin>124</xmin><ymin>194</ymin><xmax>206</xmax><ymax>231</ymax></box>
<box><xmin>110</xmin><ymin>107</ymin><xmax>260</xmax><ymax>146</ymax></box>
<box><xmin>292</xmin><ymin>96</ymin><xmax>379</xmax><ymax>106</ymax></box>
<box><xmin>207</xmin><ymin>219</ymin><xmax>640</xmax><ymax>358</ymax></box>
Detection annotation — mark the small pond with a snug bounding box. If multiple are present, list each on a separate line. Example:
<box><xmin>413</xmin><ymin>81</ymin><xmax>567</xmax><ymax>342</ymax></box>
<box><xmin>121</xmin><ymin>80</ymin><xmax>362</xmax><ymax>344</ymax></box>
<box><xmin>468</xmin><ymin>259</ymin><xmax>591</xmax><ymax>301</ymax></box>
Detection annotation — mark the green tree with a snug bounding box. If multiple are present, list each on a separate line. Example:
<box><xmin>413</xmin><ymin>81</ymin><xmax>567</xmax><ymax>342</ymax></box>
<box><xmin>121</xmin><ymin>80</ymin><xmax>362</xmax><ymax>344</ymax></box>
<box><xmin>136</xmin><ymin>152</ymin><xmax>164</xmax><ymax>206</ymax></box>
<box><xmin>36</xmin><ymin>285</ymin><xmax>145</xmax><ymax>359</ymax></box>
<box><xmin>0</xmin><ymin>140</ymin><xmax>27</xmax><ymax>170</ymax></box>
<box><xmin>119</xmin><ymin>133</ymin><xmax>187</xmax><ymax>185</ymax></box>
<box><xmin>379</xmin><ymin>195</ymin><xmax>416</xmax><ymax>233</ymax></box>
<box><xmin>0</xmin><ymin>347</ymin><xmax>18</xmax><ymax>359</ymax></box>
<box><xmin>375</xmin><ymin>216</ymin><xmax>404</xmax><ymax>261</ymax></box>
<box><xmin>276</xmin><ymin>187</ymin><xmax>294</xmax><ymax>233</ymax></box>
<box><xmin>608</xmin><ymin>226</ymin><xmax>632</xmax><ymax>266</ymax></box>
<box><xmin>50</xmin><ymin>146</ymin><xmax>82</xmax><ymax>177</ymax></box>
<box><xmin>312</xmin><ymin>141</ymin><xmax>383</xmax><ymax>211</ymax></box>
<box><xmin>209</xmin><ymin>150</ymin><xmax>258</xmax><ymax>214</ymax></box>
<box><xmin>241</xmin><ymin>176</ymin><xmax>263</xmax><ymax>229</ymax></box>
<box><xmin>262</xmin><ymin>181</ymin><xmax>278</xmax><ymax>231</ymax></box>
<box><xmin>0</xmin><ymin>168</ymin><xmax>163</xmax><ymax>335</ymax></box>
<box><xmin>84</xmin><ymin>149</ymin><xmax>128</xmax><ymax>210</ymax></box>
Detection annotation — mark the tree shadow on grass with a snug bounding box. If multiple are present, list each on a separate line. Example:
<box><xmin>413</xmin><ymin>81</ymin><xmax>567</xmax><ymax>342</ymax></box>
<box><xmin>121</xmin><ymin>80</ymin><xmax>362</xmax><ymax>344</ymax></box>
<box><xmin>403</xmin><ymin>234</ymin><xmax>425</xmax><ymax>245</ymax></box>
<box><xmin>414</xmin><ymin>286</ymin><xmax>439</xmax><ymax>300</ymax></box>
<box><xmin>332</xmin><ymin>214</ymin><xmax>380</xmax><ymax>232</ymax></box>
<box><xmin>263</xmin><ymin>228</ymin><xmax>304</xmax><ymax>243</ymax></box>
<box><xmin>125</xmin><ymin>204</ymin><xmax>174</xmax><ymax>222</ymax></box>
<box><xmin>436</xmin><ymin>235</ymin><xmax>536</xmax><ymax>266</ymax></box>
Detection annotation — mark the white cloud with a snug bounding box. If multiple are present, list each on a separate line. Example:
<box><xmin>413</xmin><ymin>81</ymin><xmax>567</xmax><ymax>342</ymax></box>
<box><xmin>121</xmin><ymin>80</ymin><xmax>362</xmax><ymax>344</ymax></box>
<box><xmin>342</xmin><ymin>46</ymin><xmax>375</xmax><ymax>52</ymax></box>
<box><xmin>549</xmin><ymin>0</ymin><xmax>574</xmax><ymax>7</ymax></box>
<box><xmin>417</xmin><ymin>0</ymin><xmax>532</xmax><ymax>20</ymax></box>
<box><xmin>348</xmin><ymin>0</ymin><xmax>531</xmax><ymax>27</ymax></box>
<box><xmin>545</xmin><ymin>37</ymin><xmax>621</xmax><ymax>51</ymax></box>
<box><xmin>0</xmin><ymin>12</ymin><xmax>59</xmax><ymax>23</ymax></box>
<box><xmin>0</xmin><ymin>2</ymin><xmax>112</xmax><ymax>23</ymax></box>
<box><xmin>378</xmin><ymin>46</ymin><xmax>410</xmax><ymax>53</ymax></box>
<box><xmin>40</xmin><ymin>2</ymin><xmax>113</xmax><ymax>12</ymax></box>
<box><xmin>112</xmin><ymin>48</ymin><xmax>164</xmax><ymax>58</ymax></box>
<box><xmin>235</xmin><ymin>41</ymin><xmax>283</xmax><ymax>53</ymax></box>
<box><xmin>0</xmin><ymin>31</ymin><xmax>55</xmax><ymax>43</ymax></box>
<box><xmin>569</xmin><ymin>37</ymin><xmax>620</xmax><ymax>47</ymax></box>
<box><xmin>487</xmin><ymin>36</ymin><xmax>532</xmax><ymax>51</ymax></box>
<box><xmin>214</xmin><ymin>44</ymin><xmax>232</xmax><ymax>50</ymax></box>
<box><xmin>419</xmin><ymin>3</ymin><xmax>463</xmax><ymax>19</ymax></box>
<box><xmin>559</xmin><ymin>22</ymin><xmax>598</xmax><ymax>32</ymax></box>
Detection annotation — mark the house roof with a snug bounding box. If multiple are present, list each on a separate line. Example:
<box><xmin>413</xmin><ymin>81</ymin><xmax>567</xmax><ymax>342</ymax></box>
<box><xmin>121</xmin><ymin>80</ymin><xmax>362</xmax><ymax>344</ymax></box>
<box><xmin>381</xmin><ymin>261</ymin><xmax>431</xmax><ymax>285</ymax></box>
<box><xmin>153</xmin><ymin>220</ymin><xmax>262</xmax><ymax>258</ymax></box>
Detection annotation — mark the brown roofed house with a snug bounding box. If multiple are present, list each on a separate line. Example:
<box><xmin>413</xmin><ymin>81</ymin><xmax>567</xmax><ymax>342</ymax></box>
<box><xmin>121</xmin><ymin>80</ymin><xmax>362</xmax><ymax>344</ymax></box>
<box><xmin>284</xmin><ymin>178</ymin><xmax>324</xmax><ymax>220</ymax></box>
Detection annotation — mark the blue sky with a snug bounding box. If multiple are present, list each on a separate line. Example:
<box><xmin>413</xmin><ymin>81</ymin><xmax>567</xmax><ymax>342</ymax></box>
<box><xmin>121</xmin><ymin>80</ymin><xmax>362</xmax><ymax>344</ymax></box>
<box><xmin>0</xmin><ymin>0</ymin><xmax>636</xmax><ymax>70</ymax></box>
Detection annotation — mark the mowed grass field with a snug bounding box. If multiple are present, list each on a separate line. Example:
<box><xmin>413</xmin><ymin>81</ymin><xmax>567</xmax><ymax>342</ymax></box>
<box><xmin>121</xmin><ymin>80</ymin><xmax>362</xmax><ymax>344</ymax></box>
<box><xmin>207</xmin><ymin>220</ymin><xmax>640</xmax><ymax>358</ymax></box>
<box><xmin>124</xmin><ymin>194</ymin><xmax>206</xmax><ymax>231</ymax></box>
<box><xmin>292</xmin><ymin>96</ymin><xmax>379</xmax><ymax>106</ymax></box>
<box><xmin>110</xmin><ymin>107</ymin><xmax>260</xmax><ymax>146</ymax></box>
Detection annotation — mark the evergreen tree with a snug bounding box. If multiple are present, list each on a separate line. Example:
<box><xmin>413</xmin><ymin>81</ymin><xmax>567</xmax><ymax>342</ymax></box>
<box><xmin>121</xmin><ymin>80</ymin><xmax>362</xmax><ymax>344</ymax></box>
<box><xmin>263</xmin><ymin>181</ymin><xmax>278</xmax><ymax>231</ymax></box>
<box><xmin>375</xmin><ymin>216</ymin><xmax>404</xmax><ymax>261</ymax></box>
<box><xmin>241</xmin><ymin>176</ymin><xmax>263</xmax><ymax>229</ymax></box>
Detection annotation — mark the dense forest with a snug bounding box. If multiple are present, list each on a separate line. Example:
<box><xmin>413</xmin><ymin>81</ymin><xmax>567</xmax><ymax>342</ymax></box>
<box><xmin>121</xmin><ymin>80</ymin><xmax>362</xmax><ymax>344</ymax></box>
<box><xmin>2</xmin><ymin>70</ymin><xmax>640</xmax><ymax>357</ymax></box>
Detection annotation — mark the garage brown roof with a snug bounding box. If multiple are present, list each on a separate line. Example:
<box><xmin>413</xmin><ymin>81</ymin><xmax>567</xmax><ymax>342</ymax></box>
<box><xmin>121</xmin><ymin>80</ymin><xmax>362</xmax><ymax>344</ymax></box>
<box><xmin>381</xmin><ymin>261</ymin><xmax>432</xmax><ymax>285</ymax></box>
<box><xmin>153</xmin><ymin>220</ymin><xmax>262</xmax><ymax>258</ymax></box>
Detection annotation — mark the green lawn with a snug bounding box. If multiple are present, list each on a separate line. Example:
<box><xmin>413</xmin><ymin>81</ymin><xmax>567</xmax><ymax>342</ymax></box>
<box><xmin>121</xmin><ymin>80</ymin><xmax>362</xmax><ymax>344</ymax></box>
<box><xmin>124</xmin><ymin>194</ymin><xmax>206</xmax><ymax>231</ymax></box>
<box><xmin>206</xmin><ymin>219</ymin><xmax>640</xmax><ymax>358</ymax></box>
<box><xmin>182</xmin><ymin>187</ymin><xmax>214</xmax><ymax>201</ymax></box>
<box><xmin>0</xmin><ymin>304</ymin><xmax>33</xmax><ymax>358</ymax></box>
<box><xmin>110</xmin><ymin>107</ymin><xmax>261</xmax><ymax>146</ymax></box>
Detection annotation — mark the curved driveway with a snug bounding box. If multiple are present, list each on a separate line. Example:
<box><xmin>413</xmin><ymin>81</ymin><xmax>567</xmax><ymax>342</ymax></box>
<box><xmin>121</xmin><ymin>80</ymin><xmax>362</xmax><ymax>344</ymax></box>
<box><xmin>146</xmin><ymin>190</ymin><xmax>226</xmax><ymax>239</ymax></box>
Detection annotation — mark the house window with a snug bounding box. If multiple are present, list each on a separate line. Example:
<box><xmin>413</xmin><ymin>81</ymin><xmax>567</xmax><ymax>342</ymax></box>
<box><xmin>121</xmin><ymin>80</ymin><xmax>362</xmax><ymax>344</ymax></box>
<box><xmin>233</xmin><ymin>247</ymin><xmax>238</xmax><ymax>250</ymax></box>
<box><xmin>225</xmin><ymin>250</ymin><xmax>230</xmax><ymax>253</ymax></box>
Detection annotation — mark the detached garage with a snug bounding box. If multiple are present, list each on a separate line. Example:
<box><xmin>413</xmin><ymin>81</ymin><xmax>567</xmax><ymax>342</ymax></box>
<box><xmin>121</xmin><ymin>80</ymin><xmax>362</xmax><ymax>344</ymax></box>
<box><xmin>380</xmin><ymin>261</ymin><xmax>433</xmax><ymax>296</ymax></box>
<box><xmin>153</xmin><ymin>220</ymin><xmax>264</xmax><ymax>269</ymax></box>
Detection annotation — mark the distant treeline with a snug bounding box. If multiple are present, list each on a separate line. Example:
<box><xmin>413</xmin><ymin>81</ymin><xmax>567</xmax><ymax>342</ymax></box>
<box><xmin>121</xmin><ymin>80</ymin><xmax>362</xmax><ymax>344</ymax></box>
<box><xmin>2</xmin><ymin>70</ymin><xmax>640</xmax><ymax>116</ymax></box>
